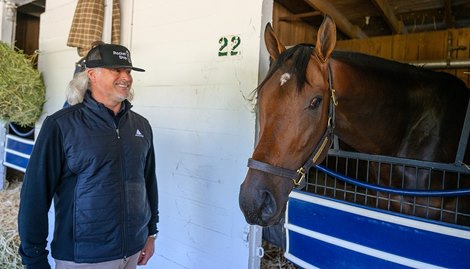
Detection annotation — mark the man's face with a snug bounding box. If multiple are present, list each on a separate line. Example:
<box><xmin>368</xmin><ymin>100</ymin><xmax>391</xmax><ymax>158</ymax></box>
<box><xmin>88</xmin><ymin>67</ymin><xmax>133</xmax><ymax>104</ymax></box>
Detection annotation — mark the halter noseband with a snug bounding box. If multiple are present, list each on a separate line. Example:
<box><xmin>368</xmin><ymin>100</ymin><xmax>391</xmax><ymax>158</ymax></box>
<box><xmin>247</xmin><ymin>64</ymin><xmax>337</xmax><ymax>189</ymax></box>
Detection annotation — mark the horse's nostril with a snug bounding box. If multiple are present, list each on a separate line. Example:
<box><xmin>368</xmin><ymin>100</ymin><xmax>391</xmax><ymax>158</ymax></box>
<box><xmin>260</xmin><ymin>190</ymin><xmax>277</xmax><ymax>220</ymax></box>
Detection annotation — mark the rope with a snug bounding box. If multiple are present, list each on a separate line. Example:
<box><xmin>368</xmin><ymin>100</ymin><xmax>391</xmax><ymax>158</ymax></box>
<box><xmin>314</xmin><ymin>165</ymin><xmax>470</xmax><ymax>197</ymax></box>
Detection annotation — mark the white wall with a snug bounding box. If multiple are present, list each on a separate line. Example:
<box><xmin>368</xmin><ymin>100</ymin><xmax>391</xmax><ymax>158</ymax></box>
<box><xmin>1</xmin><ymin>1</ymin><xmax>17</xmax><ymax>190</ymax></box>
<box><xmin>0</xmin><ymin>1</ymin><xmax>16</xmax><ymax>43</ymax></box>
<box><xmin>38</xmin><ymin>0</ymin><xmax>271</xmax><ymax>268</ymax></box>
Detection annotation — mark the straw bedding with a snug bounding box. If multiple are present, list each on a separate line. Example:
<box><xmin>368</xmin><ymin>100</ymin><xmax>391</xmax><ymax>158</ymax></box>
<box><xmin>261</xmin><ymin>241</ymin><xmax>298</xmax><ymax>269</ymax></box>
<box><xmin>0</xmin><ymin>183</ymin><xmax>22</xmax><ymax>269</ymax></box>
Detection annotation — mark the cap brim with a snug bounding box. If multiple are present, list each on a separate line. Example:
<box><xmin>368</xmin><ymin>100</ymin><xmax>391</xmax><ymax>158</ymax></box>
<box><xmin>131</xmin><ymin>67</ymin><xmax>145</xmax><ymax>72</ymax></box>
<box><xmin>101</xmin><ymin>65</ymin><xmax>146</xmax><ymax>72</ymax></box>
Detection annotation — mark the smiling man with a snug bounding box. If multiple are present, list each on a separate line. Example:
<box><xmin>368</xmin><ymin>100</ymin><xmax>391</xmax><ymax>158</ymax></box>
<box><xmin>18</xmin><ymin>42</ymin><xmax>159</xmax><ymax>269</ymax></box>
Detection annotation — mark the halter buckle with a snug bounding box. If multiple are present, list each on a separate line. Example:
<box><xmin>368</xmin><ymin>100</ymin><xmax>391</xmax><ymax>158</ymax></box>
<box><xmin>331</xmin><ymin>88</ymin><xmax>338</xmax><ymax>106</ymax></box>
<box><xmin>293</xmin><ymin>167</ymin><xmax>306</xmax><ymax>186</ymax></box>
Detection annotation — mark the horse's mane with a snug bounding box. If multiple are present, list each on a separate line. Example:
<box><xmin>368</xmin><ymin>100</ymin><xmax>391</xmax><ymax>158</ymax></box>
<box><xmin>332</xmin><ymin>50</ymin><xmax>434</xmax><ymax>79</ymax></box>
<box><xmin>257</xmin><ymin>44</ymin><xmax>469</xmax><ymax>96</ymax></box>
<box><xmin>332</xmin><ymin>50</ymin><xmax>470</xmax><ymax>96</ymax></box>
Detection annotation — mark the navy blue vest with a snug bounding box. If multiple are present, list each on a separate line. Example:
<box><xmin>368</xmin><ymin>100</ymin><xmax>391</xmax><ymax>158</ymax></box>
<box><xmin>53</xmin><ymin>94</ymin><xmax>152</xmax><ymax>261</ymax></box>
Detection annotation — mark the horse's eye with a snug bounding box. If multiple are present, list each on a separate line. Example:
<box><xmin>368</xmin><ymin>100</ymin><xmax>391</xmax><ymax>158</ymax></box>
<box><xmin>308</xmin><ymin>97</ymin><xmax>322</xmax><ymax>110</ymax></box>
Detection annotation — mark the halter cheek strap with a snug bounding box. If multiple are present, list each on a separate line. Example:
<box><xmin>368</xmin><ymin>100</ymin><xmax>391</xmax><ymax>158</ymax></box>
<box><xmin>247</xmin><ymin>64</ymin><xmax>337</xmax><ymax>189</ymax></box>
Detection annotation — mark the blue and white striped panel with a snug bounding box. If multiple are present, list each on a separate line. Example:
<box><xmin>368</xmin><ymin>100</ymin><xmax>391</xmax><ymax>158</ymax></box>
<box><xmin>285</xmin><ymin>190</ymin><xmax>470</xmax><ymax>269</ymax></box>
<box><xmin>3</xmin><ymin>134</ymin><xmax>34</xmax><ymax>172</ymax></box>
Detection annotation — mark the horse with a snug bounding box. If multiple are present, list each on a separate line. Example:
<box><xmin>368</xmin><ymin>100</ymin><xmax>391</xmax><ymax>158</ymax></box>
<box><xmin>239</xmin><ymin>15</ymin><xmax>470</xmax><ymax>227</ymax></box>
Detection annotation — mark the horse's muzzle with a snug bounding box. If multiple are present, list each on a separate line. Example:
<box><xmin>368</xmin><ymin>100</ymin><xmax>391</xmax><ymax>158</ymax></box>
<box><xmin>238</xmin><ymin>170</ymin><xmax>286</xmax><ymax>226</ymax></box>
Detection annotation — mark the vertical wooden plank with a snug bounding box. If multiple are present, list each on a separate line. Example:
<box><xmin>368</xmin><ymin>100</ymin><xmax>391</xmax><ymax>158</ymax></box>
<box><xmin>371</xmin><ymin>36</ymin><xmax>393</xmax><ymax>59</ymax></box>
<box><xmin>403</xmin><ymin>33</ymin><xmax>420</xmax><ymax>62</ymax></box>
<box><xmin>354</xmin><ymin>38</ymin><xmax>369</xmax><ymax>54</ymax></box>
<box><xmin>391</xmin><ymin>34</ymin><xmax>407</xmax><ymax>62</ymax></box>
<box><xmin>417</xmin><ymin>31</ymin><xmax>447</xmax><ymax>61</ymax></box>
<box><xmin>335</xmin><ymin>39</ymin><xmax>353</xmax><ymax>51</ymax></box>
<box><xmin>336</xmin><ymin>39</ymin><xmax>362</xmax><ymax>53</ymax></box>
<box><xmin>417</xmin><ymin>30</ymin><xmax>452</xmax><ymax>77</ymax></box>
<box><xmin>337</xmin><ymin>36</ymin><xmax>391</xmax><ymax>59</ymax></box>
<box><xmin>15</xmin><ymin>14</ymin><xmax>40</xmax><ymax>55</ymax></box>
<box><xmin>454</xmin><ymin>28</ymin><xmax>470</xmax><ymax>87</ymax></box>
<box><xmin>273</xmin><ymin>2</ymin><xmax>316</xmax><ymax>46</ymax></box>
<box><xmin>382</xmin><ymin>36</ymin><xmax>394</xmax><ymax>59</ymax></box>
<box><xmin>444</xmin><ymin>30</ymin><xmax>458</xmax><ymax>78</ymax></box>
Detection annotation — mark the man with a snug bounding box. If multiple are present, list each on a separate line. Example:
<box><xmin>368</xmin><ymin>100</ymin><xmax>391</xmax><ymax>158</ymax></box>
<box><xmin>18</xmin><ymin>42</ymin><xmax>159</xmax><ymax>269</ymax></box>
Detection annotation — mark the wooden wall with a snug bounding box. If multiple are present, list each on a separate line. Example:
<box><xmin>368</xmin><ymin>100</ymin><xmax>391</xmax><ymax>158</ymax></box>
<box><xmin>336</xmin><ymin>29</ymin><xmax>470</xmax><ymax>87</ymax></box>
<box><xmin>272</xmin><ymin>1</ymin><xmax>316</xmax><ymax>46</ymax></box>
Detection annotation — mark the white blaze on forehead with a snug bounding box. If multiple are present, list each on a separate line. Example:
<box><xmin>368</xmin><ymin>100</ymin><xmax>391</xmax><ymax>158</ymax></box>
<box><xmin>280</xmin><ymin>73</ymin><xmax>291</xmax><ymax>86</ymax></box>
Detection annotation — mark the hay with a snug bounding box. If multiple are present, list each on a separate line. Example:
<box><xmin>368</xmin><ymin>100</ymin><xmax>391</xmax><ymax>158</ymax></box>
<box><xmin>261</xmin><ymin>241</ymin><xmax>298</xmax><ymax>269</ymax></box>
<box><xmin>0</xmin><ymin>184</ymin><xmax>23</xmax><ymax>269</ymax></box>
<box><xmin>0</xmin><ymin>42</ymin><xmax>45</xmax><ymax>127</ymax></box>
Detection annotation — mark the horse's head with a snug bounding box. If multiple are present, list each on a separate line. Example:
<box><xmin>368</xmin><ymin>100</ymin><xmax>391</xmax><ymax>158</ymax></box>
<box><xmin>239</xmin><ymin>16</ymin><xmax>337</xmax><ymax>226</ymax></box>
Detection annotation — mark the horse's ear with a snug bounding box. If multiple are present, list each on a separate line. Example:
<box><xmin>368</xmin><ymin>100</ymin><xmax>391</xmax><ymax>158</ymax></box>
<box><xmin>315</xmin><ymin>15</ymin><xmax>336</xmax><ymax>63</ymax></box>
<box><xmin>264</xmin><ymin>23</ymin><xmax>286</xmax><ymax>61</ymax></box>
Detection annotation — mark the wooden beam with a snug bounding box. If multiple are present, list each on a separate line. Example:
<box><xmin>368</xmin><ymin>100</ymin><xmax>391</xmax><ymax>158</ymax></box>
<box><xmin>303</xmin><ymin>0</ymin><xmax>367</xmax><ymax>39</ymax></box>
<box><xmin>279</xmin><ymin>11</ymin><xmax>322</xmax><ymax>22</ymax></box>
<box><xmin>371</xmin><ymin>0</ymin><xmax>407</xmax><ymax>34</ymax></box>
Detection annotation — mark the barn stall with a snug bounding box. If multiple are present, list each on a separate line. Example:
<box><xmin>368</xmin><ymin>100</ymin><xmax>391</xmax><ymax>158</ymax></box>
<box><xmin>1</xmin><ymin>0</ymin><xmax>273</xmax><ymax>268</ymax></box>
<box><xmin>263</xmin><ymin>1</ymin><xmax>470</xmax><ymax>268</ymax></box>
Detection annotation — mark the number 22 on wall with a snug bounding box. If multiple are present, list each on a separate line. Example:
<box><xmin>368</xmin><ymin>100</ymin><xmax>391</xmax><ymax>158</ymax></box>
<box><xmin>218</xmin><ymin>35</ymin><xmax>241</xmax><ymax>57</ymax></box>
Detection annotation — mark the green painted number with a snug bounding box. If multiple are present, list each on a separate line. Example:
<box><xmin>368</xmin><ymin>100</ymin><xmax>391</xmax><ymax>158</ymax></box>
<box><xmin>230</xmin><ymin>36</ymin><xmax>241</xmax><ymax>56</ymax></box>
<box><xmin>218</xmin><ymin>35</ymin><xmax>241</xmax><ymax>56</ymax></box>
<box><xmin>218</xmin><ymin>37</ymin><xmax>228</xmax><ymax>56</ymax></box>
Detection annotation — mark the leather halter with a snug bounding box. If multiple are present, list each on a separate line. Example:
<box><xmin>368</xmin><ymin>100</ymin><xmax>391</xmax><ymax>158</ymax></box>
<box><xmin>247</xmin><ymin>63</ymin><xmax>337</xmax><ymax>189</ymax></box>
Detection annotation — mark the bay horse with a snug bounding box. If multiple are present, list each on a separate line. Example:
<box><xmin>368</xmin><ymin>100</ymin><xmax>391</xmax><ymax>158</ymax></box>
<box><xmin>239</xmin><ymin>15</ymin><xmax>470</xmax><ymax>227</ymax></box>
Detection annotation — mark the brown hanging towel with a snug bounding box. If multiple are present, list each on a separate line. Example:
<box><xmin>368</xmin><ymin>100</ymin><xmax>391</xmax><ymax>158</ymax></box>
<box><xmin>67</xmin><ymin>0</ymin><xmax>121</xmax><ymax>57</ymax></box>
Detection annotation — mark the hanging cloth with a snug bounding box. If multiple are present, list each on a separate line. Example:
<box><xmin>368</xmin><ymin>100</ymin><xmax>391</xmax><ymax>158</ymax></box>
<box><xmin>67</xmin><ymin>0</ymin><xmax>121</xmax><ymax>57</ymax></box>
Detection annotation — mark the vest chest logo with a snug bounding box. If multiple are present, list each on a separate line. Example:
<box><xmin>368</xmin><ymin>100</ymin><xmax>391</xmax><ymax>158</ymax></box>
<box><xmin>135</xmin><ymin>129</ymin><xmax>144</xmax><ymax>137</ymax></box>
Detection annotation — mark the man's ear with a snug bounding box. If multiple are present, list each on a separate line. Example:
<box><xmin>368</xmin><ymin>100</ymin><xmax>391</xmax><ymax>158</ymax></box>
<box><xmin>87</xmin><ymin>68</ymin><xmax>96</xmax><ymax>82</ymax></box>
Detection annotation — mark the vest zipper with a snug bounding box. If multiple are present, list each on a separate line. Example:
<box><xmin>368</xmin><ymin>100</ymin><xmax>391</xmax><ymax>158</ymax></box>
<box><xmin>115</xmin><ymin>118</ymin><xmax>128</xmax><ymax>258</ymax></box>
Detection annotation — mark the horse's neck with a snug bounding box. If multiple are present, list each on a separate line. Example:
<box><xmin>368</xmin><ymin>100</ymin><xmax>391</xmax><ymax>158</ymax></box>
<box><xmin>330</xmin><ymin>59</ymin><xmax>423</xmax><ymax>156</ymax></box>
<box><xmin>330</xmin><ymin>58</ymin><xmax>468</xmax><ymax>162</ymax></box>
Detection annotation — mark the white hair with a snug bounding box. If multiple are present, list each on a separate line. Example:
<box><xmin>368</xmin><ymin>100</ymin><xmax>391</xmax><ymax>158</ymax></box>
<box><xmin>66</xmin><ymin>70</ymin><xmax>89</xmax><ymax>105</ymax></box>
<box><xmin>66</xmin><ymin>68</ymin><xmax>134</xmax><ymax>105</ymax></box>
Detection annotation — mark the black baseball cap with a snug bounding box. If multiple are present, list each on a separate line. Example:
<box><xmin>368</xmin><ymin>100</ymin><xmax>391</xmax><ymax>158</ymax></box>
<box><xmin>84</xmin><ymin>43</ymin><xmax>145</xmax><ymax>72</ymax></box>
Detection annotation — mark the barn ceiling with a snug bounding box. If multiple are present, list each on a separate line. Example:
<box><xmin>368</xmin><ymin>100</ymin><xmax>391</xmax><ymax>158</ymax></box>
<box><xmin>275</xmin><ymin>0</ymin><xmax>470</xmax><ymax>40</ymax></box>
